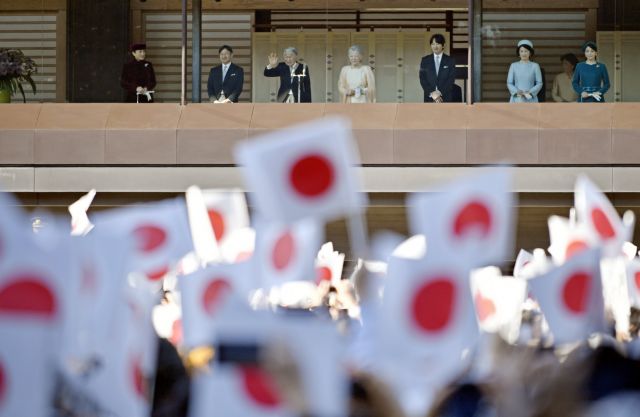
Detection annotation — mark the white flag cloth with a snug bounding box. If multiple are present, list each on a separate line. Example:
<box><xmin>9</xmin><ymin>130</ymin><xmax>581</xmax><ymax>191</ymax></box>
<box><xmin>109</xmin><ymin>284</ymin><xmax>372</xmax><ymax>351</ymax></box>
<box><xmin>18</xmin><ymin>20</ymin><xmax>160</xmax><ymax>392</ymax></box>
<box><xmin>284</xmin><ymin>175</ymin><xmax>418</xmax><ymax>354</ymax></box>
<box><xmin>407</xmin><ymin>168</ymin><xmax>515</xmax><ymax>267</ymax></box>
<box><xmin>513</xmin><ymin>249</ymin><xmax>533</xmax><ymax>279</ymax></box>
<box><xmin>574</xmin><ymin>176</ymin><xmax>632</xmax><ymax>257</ymax></box>
<box><xmin>186</xmin><ymin>187</ymin><xmax>250</xmax><ymax>264</ymax></box>
<box><xmin>179</xmin><ymin>261</ymin><xmax>254</xmax><ymax>349</ymax></box>
<box><xmin>315</xmin><ymin>242</ymin><xmax>345</xmax><ymax>285</ymax></box>
<box><xmin>626</xmin><ymin>258</ymin><xmax>640</xmax><ymax>307</ymax></box>
<box><xmin>93</xmin><ymin>198</ymin><xmax>193</xmax><ymax>282</ymax></box>
<box><xmin>254</xmin><ymin>219</ymin><xmax>323</xmax><ymax>289</ymax></box>
<box><xmin>61</xmin><ymin>286</ymin><xmax>159</xmax><ymax>417</ymax></box>
<box><xmin>376</xmin><ymin>255</ymin><xmax>479</xmax><ymax>394</ymax></box>
<box><xmin>202</xmin><ymin>188</ymin><xmax>250</xmax><ymax>245</ymax></box>
<box><xmin>60</xmin><ymin>234</ymin><xmax>132</xmax><ymax>369</ymax></box>
<box><xmin>0</xmin><ymin>328</ymin><xmax>52</xmax><ymax>417</ymax></box>
<box><xmin>275</xmin><ymin>317</ymin><xmax>349</xmax><ymax>417</ymax></box>
<box><xmin>547</xmin><ymin>215</ymin><xmax>595</xmax><ymax>265</ymax></box>
<box><xmin>470</xmin><ymin>268</ymin><xmax>527</xmax><ymax>343</ymax></box>
<box><xmin>68</xmin><ymin>189</ymin><xmax>96</xmax><ymax>236</ymax></box>
<box><xmin>527</xmin><ymin>248</ymin><xmax>606</xmax><ymax>345</ymax></box>
<box><xmin>190</xmin><ymin>364</ymin><xmax>294</xmax><ymax>417</ymax></box>
<box><xmin>235</xmin><ymin>117</ymin><xmax>366</xmax><ymax>223</ymax></box>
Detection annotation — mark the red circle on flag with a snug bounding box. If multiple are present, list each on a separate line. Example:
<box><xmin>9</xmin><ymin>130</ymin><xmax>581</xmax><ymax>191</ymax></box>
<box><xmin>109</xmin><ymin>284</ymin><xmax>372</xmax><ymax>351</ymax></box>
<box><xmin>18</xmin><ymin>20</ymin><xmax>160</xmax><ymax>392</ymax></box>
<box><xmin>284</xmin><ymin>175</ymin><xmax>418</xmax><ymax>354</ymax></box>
<box><xmin>565</xmin><ymin>240</ymin><xmax>588</xmax><ymax>259</ymax></box>
<box><xmin>474</xmin><ymin>292</ymin><xmax>496</xmax><ymax>322</ymax></box>
<box><xmin>207</xmin><ymin>209</ymin><xmax>226</xmax><ymax>241</ymax></box>
<box><xmin>289</xmin><ymin>154</ymin><xmax>335</xmax><ymax>198</ymax></box>
<box><xmin>133</xmin><ymin>225</ymin><xmax>167</xmax><ymax>253</ymax></box>
<box><xmin>131</xmin><ymin>357</ymin><xmax>146</xmax><ymax>400</ymax></box>
<box><xmin>272</xmin><ymin>232</ymin><xmax>295</xmax><ymax>271</ymax></box>
<box><xmin>0</xmin><ymin>361</ymin><xmax>5</xmax><ymax>406</ymax></box>
<box><xmin>453</xmin><ymin>201</ymin><xmax>492</xmax><ymax>238</ymax></box>
<box><xmin>634</xmin><ymin>271</ymin><xmax>640</xmax><ymax>290</ymax></box>
<box><xmin>0</xmin><ymin>277</ymin><xmax>56</xmax><ymax>318</ymax></box>
<box><xmin>146</xmin><ymin>265</ymin><xmax>169</xmax><ymax>282</ymax></box>
<box><xmin>411</xmin><ymin>278</ymin><xmax>456</xmax><ymax>333</ymax></box>
<box><xmin>315</xmin><ymin>266</ymin><xmax>332</xmax><ymax>284</ymax></box>
<box><xmin>202</xmin><ymin>278</ymin><xmax>231</xmax><ymax>315</ymax></box>
<box><xmin>240</xmin><ymin>366</ymin><xmax>281</xmax><ymax>408</ymax></box>
<box><xmin>591</xmin><ymin>207</ymin><xmax>615</xmax><ymax>240</ymax></box>
<box><xmin>562</xmin><ymin>272</ymin><xmax>591</xmax><ymax>314</ymax></box>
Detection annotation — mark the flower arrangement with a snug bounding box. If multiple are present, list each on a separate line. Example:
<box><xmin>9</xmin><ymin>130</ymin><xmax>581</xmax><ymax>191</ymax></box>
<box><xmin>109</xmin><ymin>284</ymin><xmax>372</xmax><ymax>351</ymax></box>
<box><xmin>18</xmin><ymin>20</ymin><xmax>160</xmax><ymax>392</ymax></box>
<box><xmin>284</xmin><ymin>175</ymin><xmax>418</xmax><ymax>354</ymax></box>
<box><xmin>0</xmin><ymin>48</ymin><xmax>37</xmax><ymax>102</ymax></box>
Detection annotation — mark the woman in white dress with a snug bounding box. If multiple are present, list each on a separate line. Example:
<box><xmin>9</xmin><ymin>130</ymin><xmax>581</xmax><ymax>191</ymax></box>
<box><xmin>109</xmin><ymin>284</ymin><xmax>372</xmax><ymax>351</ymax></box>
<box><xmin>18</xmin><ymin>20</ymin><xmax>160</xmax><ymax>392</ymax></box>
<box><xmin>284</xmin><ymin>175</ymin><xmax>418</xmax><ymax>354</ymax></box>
<box><xmin>338</xmin><ymin>45</ymin><xmax>376</xmax><ymax>103</ymax></box>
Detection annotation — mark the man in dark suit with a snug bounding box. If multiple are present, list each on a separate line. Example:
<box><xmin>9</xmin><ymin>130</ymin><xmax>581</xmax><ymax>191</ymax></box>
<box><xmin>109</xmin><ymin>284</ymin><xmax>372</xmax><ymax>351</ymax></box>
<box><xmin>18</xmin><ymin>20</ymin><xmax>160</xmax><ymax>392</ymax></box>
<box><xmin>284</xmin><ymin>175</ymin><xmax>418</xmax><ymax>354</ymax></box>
<box><xmin>419</xmin><ymin>34</ymin><xmax>457</xmax><ymax>103</ymax></box>
<box><xmin>207</xmin><ymin>45</ymin><xmax>244</xmax><ymax>103</ymax></box>
<box><xmin>263</xmin><ymin>47</ymin><xmax>311</xmax><ymax>103</ymax></box>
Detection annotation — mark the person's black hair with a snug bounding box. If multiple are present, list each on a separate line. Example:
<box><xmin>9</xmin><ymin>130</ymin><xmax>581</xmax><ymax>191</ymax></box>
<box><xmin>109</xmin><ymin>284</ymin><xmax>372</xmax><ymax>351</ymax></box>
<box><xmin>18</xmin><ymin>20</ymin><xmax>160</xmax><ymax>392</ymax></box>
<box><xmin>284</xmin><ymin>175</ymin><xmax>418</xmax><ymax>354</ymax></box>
<box><xmin>516</xmin><ymin>44</ymin><xmax>534</xmax><ymax>57</ymax></box>
<box><xmin>560</xmin><ymin>53</ymin><xmax>579</xmax><ymax>69</ymax></box>
<box><xmin>218</xmin><ymin>44</ymin><xmax>233</xmax><ymax>54</ymax></box>
<box><xmin>430</xmin><ymin>34</ymin><xmax>446</xmax><ymax>46</ymax></box>
<box><xmin>582</xmin><ymin>41</ymin><xmax>598</xmax><ymax>53</ymax></box>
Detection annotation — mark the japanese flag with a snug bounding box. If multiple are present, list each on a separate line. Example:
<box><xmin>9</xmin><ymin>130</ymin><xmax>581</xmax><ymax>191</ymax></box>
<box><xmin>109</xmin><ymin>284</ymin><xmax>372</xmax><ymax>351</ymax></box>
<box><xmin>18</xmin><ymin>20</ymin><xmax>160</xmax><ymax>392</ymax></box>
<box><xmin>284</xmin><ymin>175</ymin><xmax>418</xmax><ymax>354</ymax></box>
<box><xmin>315</xmin><ymin>242</ymin><xmax>345</xmax><ymax>286</ymax></box>
<box><xmin>407</xmin><ymin>168</ymin><xmax>515</xmax><ymax>267</ymax></box>
<box><xmin>377</xmin><ymin>255</ymin><xmax>479</xmax><ymax>388</ymax></box>
<box><xmin>186</xmin><ymin>187</ymin><xmax>250</xmax><ymax>264</ymax></box>
<box><xmin>93</xmin><ymin>198</ymin><xmax>193</xmax><ymax>282</ymax></box>
<box><xmin>527</xmin><ymin>247</ymin><xmax>606</xmax><ymax>345</ymax></box>
<box><xmin>600</xmin><ymin>257</ymin><xmax>631</xmax><ymax>335</ymax></box>
<box><xmin>221</xmin><ymin>227</ymin><xmax>256</xmax><ymax>264</ymax></box>
<box><xmin>0</xmin><ymin>327</ymin><xmax>53</xmax><ymax>417</ymax></box>
<box><xmin>235</xmin><ymin>117</ymin><xmax>366</xmax><ymax>223</ymax></box>
<box><xmin>0</xmin><ymin>190</ymin><xmax>32</xmax><ymax>264</ymax></box>
<box><xmin>60</xmin><ymin>234</ymin><xmax>132</xmax><ymax>366</ymax></box>
<box><xmin>190</xmin><ymin>363</ymin><xmax>294</xmax><ymax>417</ymax></box>
<box><xmin>69</xmin><ymin>189</ymin><xmax>96</xmax><ymax>236</ymax></box>
<box><xmin>575</xmin><ymin>176</ymin><xmax>633</xmax><ymax>257</ymax></box>
<box><xmin>513</xmin><ymin>249</ymin><xmax>533</xmax><ymax>279</ymax></box>
<box><xmin>254</xmin><ymin>219</ymin><xmax>323</xmax><ymax>289</ymax></box>
<box><xmin>179</xmin><ymin>261</ymin><xmax>254</xmax><ymax>349</ymax></box>
<box><xmin>275</xmin><ymin>317</ymin><xmax>349</xmax><ymax>417</ymax></box>
<box><xmin>547</xmin><ymin>215</ymin><xmax>595</xmax><ymax>265</ymax></box>
<box><xmin>626</xmin><ymin>259</ymin><xmax>640</xmax><ymax>307</ymax></box>
<box><xmin>470</xmin><ymin>267</ymin><xmax>527</xmax><ymax>343</ymax></box>
<box><xmin>64</xmin><ymin>286</ymin><xmax>159</xmax><ymax>417</ymax></box>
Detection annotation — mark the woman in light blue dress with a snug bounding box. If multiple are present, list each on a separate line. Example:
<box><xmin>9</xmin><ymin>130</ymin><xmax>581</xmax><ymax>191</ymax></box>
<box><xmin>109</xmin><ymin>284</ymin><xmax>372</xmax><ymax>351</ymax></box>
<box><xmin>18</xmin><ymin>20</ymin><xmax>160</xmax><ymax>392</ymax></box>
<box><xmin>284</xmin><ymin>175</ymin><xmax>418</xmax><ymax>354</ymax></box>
<box><xmin>507</xmin><ymin>39</ymin><xmax>543</xmax><ymax>103</ymax></box>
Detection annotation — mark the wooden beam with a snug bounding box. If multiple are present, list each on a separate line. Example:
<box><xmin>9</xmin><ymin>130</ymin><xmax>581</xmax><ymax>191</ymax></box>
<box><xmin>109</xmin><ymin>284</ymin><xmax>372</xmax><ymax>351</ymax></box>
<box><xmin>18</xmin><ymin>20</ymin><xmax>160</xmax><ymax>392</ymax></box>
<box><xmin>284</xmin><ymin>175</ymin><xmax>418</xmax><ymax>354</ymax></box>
<box><xmin>56</xmin><ymin>10</ymin><xmax>66</xmax><ymax>102</ymax></box>
<box><xmin>0</xmin><ymin>0</ymin><xmax>66</xmax><ymax>11</ymax></box>
<box><xmin>129</xmin><ymin>0</ymin><xmax>598</xmax><ymax>11</ymax></box>
<box><xmin>131</xmin><ymin>0</ymin><xmax>469</xmax><ymax>11</ymax></box>
<box><xmin>483</xmin><ymin>0</ymin><xmax>598</xmax><ymax>9</ymax></box>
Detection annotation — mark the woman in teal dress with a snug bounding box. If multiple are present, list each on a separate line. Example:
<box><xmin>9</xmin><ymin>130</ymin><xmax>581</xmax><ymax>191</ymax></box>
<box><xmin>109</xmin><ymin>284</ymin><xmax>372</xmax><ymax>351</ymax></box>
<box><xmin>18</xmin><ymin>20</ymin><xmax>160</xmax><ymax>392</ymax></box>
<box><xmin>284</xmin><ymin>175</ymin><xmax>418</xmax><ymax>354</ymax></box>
<box><xmin>572</xmin><ymin>41</ymin><xmax>610</xmax><ymax>103</ymax></box>
<box><xmin>506</xmin><ymin>39</ymin><xmax>543</xmax><ymax>103</ymax></box>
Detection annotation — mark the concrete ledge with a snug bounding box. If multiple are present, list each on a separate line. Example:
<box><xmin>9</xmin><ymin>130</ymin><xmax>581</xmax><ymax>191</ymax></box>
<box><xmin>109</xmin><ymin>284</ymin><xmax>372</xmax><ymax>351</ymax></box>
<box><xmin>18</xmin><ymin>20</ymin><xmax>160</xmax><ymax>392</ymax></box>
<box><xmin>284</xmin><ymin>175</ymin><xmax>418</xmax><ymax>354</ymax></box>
<box><xmin>22</xmin><ymin>166</ymin><xmax>617</xmax><ymax>193</ymax></box>
<box><xmin>1</xmin><ymin>103</ymin><xmax>639</xmax><ymax>166</ymax></box>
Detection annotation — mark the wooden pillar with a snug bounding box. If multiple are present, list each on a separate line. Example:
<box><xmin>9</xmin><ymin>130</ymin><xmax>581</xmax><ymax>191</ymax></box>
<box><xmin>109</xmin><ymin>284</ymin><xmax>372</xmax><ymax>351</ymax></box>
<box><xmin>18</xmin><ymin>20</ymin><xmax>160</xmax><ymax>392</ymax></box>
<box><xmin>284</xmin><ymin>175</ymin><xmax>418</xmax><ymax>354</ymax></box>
<box><xmin>192</xmin><ymin>0</ymin><xmax>202</xmax><ymax>103</ymax></box>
